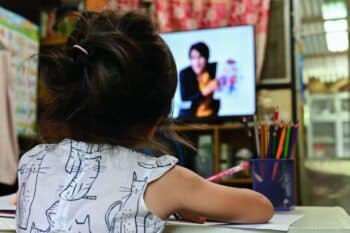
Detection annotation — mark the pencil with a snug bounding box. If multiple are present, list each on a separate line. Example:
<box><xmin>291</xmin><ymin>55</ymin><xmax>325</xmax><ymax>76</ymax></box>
<box><xmin>272</xmin><ymin>125</ymin><xmax>278</xmax><ymax>158</ymax></box>
<box><xmin>261</xmin><ymin>123</ymin><xmax>266</xmax><ymax>158</ymax></box>
<box><xmin>264</xmin><ymin>124</ymin><xmax>269</xmax><ymax>157</ymax></box>
<box><xmin>283</xmin><ymin>125</ymin><xmax>292</xmax><ymax>158</ymax></box>
<box><xmin>275</xmin><ymin>123</ymin><xmax>286</xmax><ymax>159</ymax></box>
<box><xmin>288</xmin><ymin>123</ymin><xmax>299</xmax><ymax>158</ymax></box>
<box><xmin>267</xmin><ymin>124</ymin><xmax>274</xmax><ymax>158</ymax></box>
<box><xmin>272</xmin><ymin>123</ymin><xmax>287</xmax><ymax>181</ymax></box>
<box><xmin>275</xmin><ymin>124</ymin><xmax>283</xmax><ymax>155</ymax></box>
<box><xmin>273</xmin><ymin>106</ymin><xmax>279</xmax><ymax>121</ymax></box>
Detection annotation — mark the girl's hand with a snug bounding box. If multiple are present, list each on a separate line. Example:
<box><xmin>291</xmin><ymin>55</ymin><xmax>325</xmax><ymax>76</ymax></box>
<box><xmin>202</xmin><ymin>80</ymin><xmax>219</xmax><ymax>96</ymax></box>
<box><xmin>174</xmin><ymin>210</ymin><xmax>206</xmax><ymax>224</ymax></box>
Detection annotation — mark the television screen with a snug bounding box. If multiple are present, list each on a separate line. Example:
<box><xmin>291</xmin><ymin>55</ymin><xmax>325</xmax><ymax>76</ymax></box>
<box><xmin>161</xmin><ymin>26</ymin><xmax>256</xmax><ymax>120</ymax></box>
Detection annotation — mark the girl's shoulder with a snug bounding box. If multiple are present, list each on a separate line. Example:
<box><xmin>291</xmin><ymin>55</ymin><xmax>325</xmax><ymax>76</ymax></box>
<box><xmin>117</xmin><ymin>148</ymin><xmax>179</xmax><ymax>183</ymax></box>
<box><xmin>19</xmin><ymin>143</ymin><xmax>57</xmax><ymax>162</ymax></box>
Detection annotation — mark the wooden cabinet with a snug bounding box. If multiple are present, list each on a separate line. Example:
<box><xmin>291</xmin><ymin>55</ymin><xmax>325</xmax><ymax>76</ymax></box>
<box><xmin>172</xmin><ymin>123</ymin><xmax>254</xmax><ymax>187</ymax></box>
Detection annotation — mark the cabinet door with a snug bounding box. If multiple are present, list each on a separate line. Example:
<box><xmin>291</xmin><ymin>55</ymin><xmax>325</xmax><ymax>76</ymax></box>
<box><xmin>339</xmin><ymin>94</ymin><xmax>350</xmax><ymax>113</ymax></box>
<box><xmin>310</xmin><ymin>122</ymin><xmax>337</xmax><ymax>158</ymax></box>
<box><xmin>341</xmin><ymin>121</ymin><xmax>350</xmax><ymax>157</ymax></box>
<box><xmin>310</xmin><ymin>96</ymin><xmax>336</xmax><ymax>119</ymax></box>
<box><xmin>338</xmin><ymin>93</ymin><xmax>350</xmax><ymax>157</ymax></box>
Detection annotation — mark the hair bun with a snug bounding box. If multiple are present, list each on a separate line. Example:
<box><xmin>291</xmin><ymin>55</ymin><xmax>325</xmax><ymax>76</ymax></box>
<box><xmin>39</xmin><ymin>10</ymin><xmax>178</xmax><ymax>148</ymax></box>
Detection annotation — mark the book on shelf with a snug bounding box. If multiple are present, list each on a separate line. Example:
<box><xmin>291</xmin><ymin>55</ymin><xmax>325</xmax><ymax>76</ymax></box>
<box><xmin>195</xmin><ymin>135</ymin><xmax>214</xmax><ymax>178</ymax></box>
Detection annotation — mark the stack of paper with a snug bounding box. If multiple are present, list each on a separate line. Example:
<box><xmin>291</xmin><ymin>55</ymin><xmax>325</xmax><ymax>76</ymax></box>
<box><xmin>167</xmin><ymin>214</ymin><xmax>303</xmax><ymax>232</ymax></box>
<box><xmin>0</xmin><ymin>194</ymin><xmax>16</xmax><ymax>219</ymax></box>
<box><xmin>225</xmin><ymin>214</ymin><xmax>303</xmax><ymax>231</ymax></box>
<box><xmin>0</xmin><ymin>218</ymin><xmax>15</xmax><ymax>233</ymax></box>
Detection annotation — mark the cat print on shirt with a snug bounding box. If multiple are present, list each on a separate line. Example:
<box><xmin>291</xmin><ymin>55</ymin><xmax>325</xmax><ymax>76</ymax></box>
<box><xmin>105</xmin><ymin>172</ymin><xmax>147</xmax><ymax>233</ymax></box>
<box><xmin>17</xmin><ymin>149</ymin><xmax>49</xmax><ymax>230</ymax></box>
<box><xmin>25</xmin><ymin>141</ymin><xmax>104</xmax><ymax>232</ymax></box>
<box><xmin>144</xmin><ymin>213</ymin><xmax>163</xmax><ymax>233</ymax></box>
<box><xmin>138</xmin><ymin>159</ymin><xmax>174</xmax><ymax>169</ymax></box>
<box><xmin>29</xmin><ymin>200</ymin><xmax>60</xmax><ymax>233</ymax></box>
<box><xmin>30</xmin><ymin>215</ymin><xmax>92</xmax><ymax>233</ymax></box>
<box><xmin>68</xmin><ymin>215</ymin><xmax>92</xmax><ymax>233</ymax></box>
<box><xmin>30</xmin><ymin>200</ymin><xmax>92</xmax><ymax>233</ymax></box>
<box><xmin>60</xmin><ymin>142</ymin><xmax>104</xmax><ymax>201</ymax></box>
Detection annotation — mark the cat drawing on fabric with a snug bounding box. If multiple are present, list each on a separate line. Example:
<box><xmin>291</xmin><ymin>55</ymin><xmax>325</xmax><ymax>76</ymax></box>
<box><xmin>138</xmin><ymin>160</ymin><xmax>173</xmax><ymax>169</ymax></box>
<box><xmin>105</xmin><ymin>172</ymin><xmax>147</xmax><ymax>233</ymax></box>
<box><xmin>60</xmin><ymin>141</ymin><xmax>103</xmax><ymax>201</ymax></box>
<box><xmin>30</xmin><ymin>215</ymin><xmax>92</xmax><ymax>233</ymax></box>
<box><xmin>17</xmin><ymin>150</ymin><xmax>48</xmax><ymax>230</ymax></box>
<box><xmin>29</xmin><ymin>200</ymin><xmax>60</xmax><ymax>233</ymax></box>
<box><xmin>30</xmin><ymin>200</ymin><xmax>92</xmax><ymax>233</ymax></box>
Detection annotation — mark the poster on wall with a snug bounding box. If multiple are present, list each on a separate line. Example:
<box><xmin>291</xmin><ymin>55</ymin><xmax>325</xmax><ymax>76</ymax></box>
<box><xmin>0</xmin><ymin>7</ymin><xmax>39</xmax><ymax>136</ymax></box>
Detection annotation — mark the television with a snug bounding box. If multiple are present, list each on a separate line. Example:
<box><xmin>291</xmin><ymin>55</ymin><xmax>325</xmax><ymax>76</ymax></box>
<box><xmin>161</xmin><ymin>25</ymin><xmax>256</xmax><ymax>121</ymax></box>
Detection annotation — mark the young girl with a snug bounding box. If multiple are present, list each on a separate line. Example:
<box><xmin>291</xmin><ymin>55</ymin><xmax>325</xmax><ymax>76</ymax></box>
<box><xmin>16</xmin><ymin>10</ymin><xmax>273</xmax><ymax>233</ymax></box>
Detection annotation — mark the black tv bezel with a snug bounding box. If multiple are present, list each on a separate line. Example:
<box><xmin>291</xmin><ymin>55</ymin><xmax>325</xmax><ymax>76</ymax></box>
<box><xmin>161</xmin><ymin>25</ymin><xmax>257</xmax><ymax>124</ymax></box>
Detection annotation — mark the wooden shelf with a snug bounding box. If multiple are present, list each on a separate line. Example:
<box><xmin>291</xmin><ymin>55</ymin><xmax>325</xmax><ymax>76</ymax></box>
<box><xmin>41</xmin><ymin>35</ymin><xmax>68</xmax><ymax>46</ymax></box>
<box><xmin>171</xmin><ymin>123</ymin><xmax>246</xmax><ymax>132</ymax></box>
<box><xmin>171</xmin><ymin>123</ymin><xmax>254</xmax><ymax>182</ymax></box>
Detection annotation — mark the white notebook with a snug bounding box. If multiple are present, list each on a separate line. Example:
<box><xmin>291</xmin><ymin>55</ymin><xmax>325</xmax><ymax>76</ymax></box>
<box><xmin>167</xmin><ymin>214</ymin><xmax>303</xmax><ymax>232</ymax></box>
<box><xmin>0</xmin><ymin>218</ymin><xmax>15</xmax><ymax>232</ymax></box>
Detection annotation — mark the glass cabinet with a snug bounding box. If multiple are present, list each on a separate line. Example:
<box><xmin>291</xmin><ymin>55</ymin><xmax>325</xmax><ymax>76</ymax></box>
<box><xmin>306</xmin><ymin>92</ymin><xmax>350</xmax><ymax>158</ymax></box>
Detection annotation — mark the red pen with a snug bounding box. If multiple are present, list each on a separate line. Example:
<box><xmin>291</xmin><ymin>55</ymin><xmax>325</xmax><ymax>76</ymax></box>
<box><xmin>206</xmin><ymin>162</ymin><xmax>250</xmax><ymax>182</ymax></box>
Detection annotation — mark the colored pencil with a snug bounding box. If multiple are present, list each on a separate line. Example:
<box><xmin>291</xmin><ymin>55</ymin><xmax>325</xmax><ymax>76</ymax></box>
<box><xmin>260</xmin><ymin>124</ymin><xmax>265</xmax><ymax>158</ymax></box>
<box><xmin>273</xmin><ymin>106</ymin><xmax>279</xmax><ymax>121</ymax></box>
<box><xmin>272</xmin><ymin>123</ymin><xmax>287</xmax><ymax>181</ymax></box>
<box><xmin>288</xmin><ymin>123</ymin><xmax>299</xmax><ymax>158</ymax></box>
<box><xmin>267</xmin><ymin>124</ymin><xmax>274</xmax><ymax>158</ymax></box>
<box><xmin>272</xmin><ymin>126</ymin><xmax>278</xmax><ymax>158</ymax></box>
<box><xmin>275</xmin><ymin>124</ymin><xmax>286</xmax><ymax>159</ymax></box>
<box><xmin>283</xmin><ymin>125</ymin><xmax>292</xmax><ymax>158</ymax></box>
<box><xmin>264</xmin><ymin>124</ymin><xmax>269</xmax><ymax>157</ymax></box>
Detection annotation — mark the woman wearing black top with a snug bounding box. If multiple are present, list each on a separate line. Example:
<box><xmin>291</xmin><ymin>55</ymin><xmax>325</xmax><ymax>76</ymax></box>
<box><xmin>179</xmin><ymin>42</ymin><xmax>220</xmax><ymax>118</ymax></box>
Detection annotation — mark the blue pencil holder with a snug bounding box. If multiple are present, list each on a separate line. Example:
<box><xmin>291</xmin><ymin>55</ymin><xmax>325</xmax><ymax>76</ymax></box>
<box><xmin>251</xmin><ymin>159</ymin><xmax>295</xmax><ymax>211</ymax></box>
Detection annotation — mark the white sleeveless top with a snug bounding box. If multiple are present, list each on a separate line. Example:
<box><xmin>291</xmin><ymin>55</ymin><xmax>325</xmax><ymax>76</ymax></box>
<box><xmin>16</xmin><ymin>139</ymin><xmax>178</xmax><ymax>233</ymax></box>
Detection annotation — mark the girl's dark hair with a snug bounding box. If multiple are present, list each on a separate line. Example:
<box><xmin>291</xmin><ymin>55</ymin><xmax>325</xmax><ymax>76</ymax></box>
<box><xmin>39</xmin><ymin>10</ymin><xmax>183</xmax><ymax>150</ymax></box>
<box><xmin>189</xmin><ymin>42</ymin><xmax>210</xmax><ymax>61</ymax></box>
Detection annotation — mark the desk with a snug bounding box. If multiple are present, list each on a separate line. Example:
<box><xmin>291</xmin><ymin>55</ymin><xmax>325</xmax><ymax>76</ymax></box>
<box><xmin>164</xmin><ymin>207</ymin><xmax>350</xmax><ymax>233</ymax></box>
<box><xmin>1</xmin><ymin>206</ymin><xmax>349</xmax><ymax>233</ymax></box>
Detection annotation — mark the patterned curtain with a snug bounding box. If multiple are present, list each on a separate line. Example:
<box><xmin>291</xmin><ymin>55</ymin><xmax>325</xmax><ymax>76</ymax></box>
<box><xmin>153</xmin><ymin>0</ymin><xmax>271</xmax><ymax>81</ymax></box>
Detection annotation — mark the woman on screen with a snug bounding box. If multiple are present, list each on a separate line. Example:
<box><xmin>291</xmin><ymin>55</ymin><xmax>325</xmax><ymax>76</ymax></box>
<box><xmin>179</xmin><ymin>42</ymin><xmax>220</xmax><ymax>118</ymax></box>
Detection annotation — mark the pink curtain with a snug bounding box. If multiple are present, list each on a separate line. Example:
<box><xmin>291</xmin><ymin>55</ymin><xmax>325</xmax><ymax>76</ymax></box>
<box><xmin>153</xmin><ymin>0</ymin><xmax>270</xmax><ymax>81</ymax></box>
